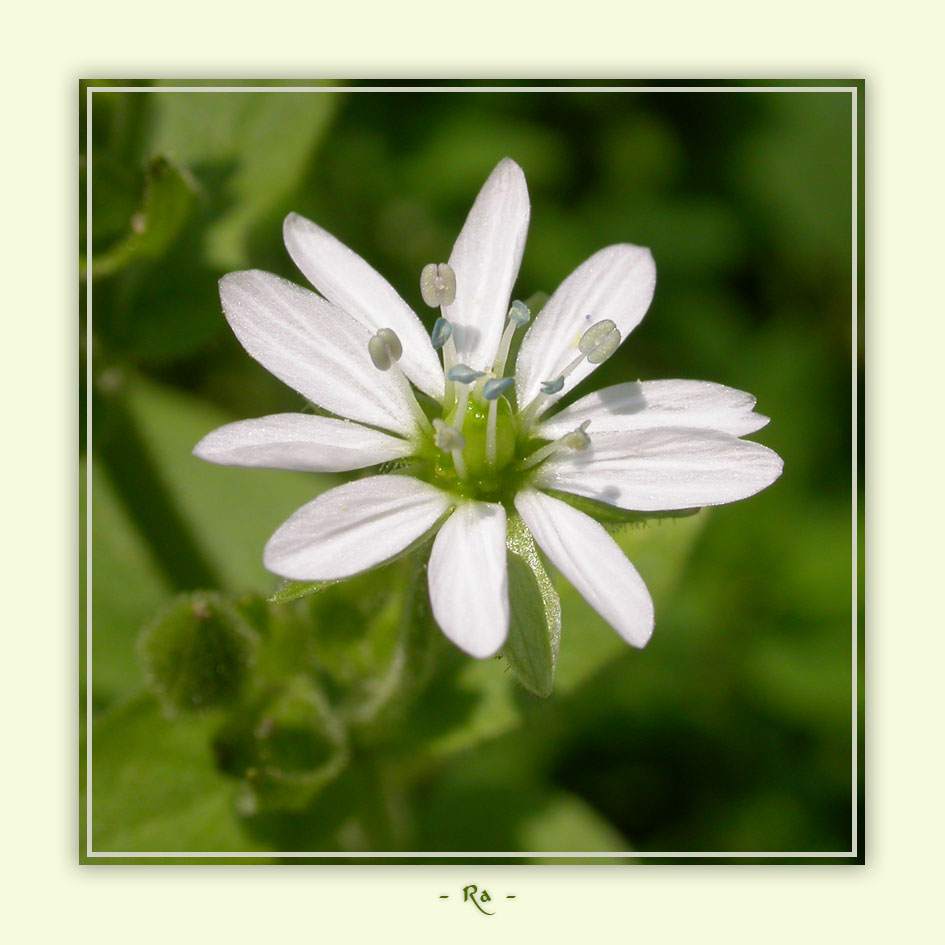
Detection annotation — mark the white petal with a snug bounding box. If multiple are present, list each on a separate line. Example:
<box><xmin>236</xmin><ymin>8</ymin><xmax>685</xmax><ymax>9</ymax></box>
<box><xmin>515</xmin><ymin>489</ymin><xmax>653</xmax><ymax>647</ymax></box>
<box><xmin>428</xmin><ymin>501</ymin><xmax>509</xmax><ymax>658</ymax></box>
<box><xmin>220</xmin><ymin>270</ymin><xmax>417</xmax><ymax>436</ymax></box>
<box><xmin>515</xmin><ymin>244</ymin><xmax>656</xmax><ymax>413</ymax></box>
<box><xmin>283</xmin><ymin>213</ymin><xmax>445</xmax><ymax>402</ymax></box>
<box><xmin>264</xmin><ymin>475</ymin><xmax>452</xmax><ymax>581</ymax></box>
<box><xmin>443</xmin><ymin>158</ymin><xmax>530</xmax><ymax>371</ymax></box>
<box><xmin>536</xmin><ymin>379</ymin><xmax>769</xmax><ymax>440</ymax></box>
<box><xmin>193</xmin><ymin>413</ymin><xmax>414</xmax><ymax>472</ymax></box>
<box><xmin>535</xmin><ymin>427</ymin><xmax>784</xmax><ymax>511</ymax></box>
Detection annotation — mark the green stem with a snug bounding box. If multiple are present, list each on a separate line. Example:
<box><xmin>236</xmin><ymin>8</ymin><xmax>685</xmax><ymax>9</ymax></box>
<box><xmin>91</xmin><ymin>374</ymin><xmax>221</xmax><ymax>590</ymax></box>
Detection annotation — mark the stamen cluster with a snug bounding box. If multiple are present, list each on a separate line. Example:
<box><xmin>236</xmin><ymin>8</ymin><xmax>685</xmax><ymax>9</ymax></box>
<box><xmin>365</xmin><ymin>261</ymin><xmax>618</xmax><ymax>501</ymax></box>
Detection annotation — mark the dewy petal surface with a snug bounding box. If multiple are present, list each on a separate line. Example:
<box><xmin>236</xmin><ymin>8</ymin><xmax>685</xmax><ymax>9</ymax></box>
<box><xmin>428</xmin><ymin>501</ymin><xmax>509</xmax><ymax>658</ymax></box>
<box><xmin>515</xmin><ymin>489</ymin><xmax>653</xmax><ymax>647</ymax></box>
<box><xmin>283</xmin><ymin>213</ymin><xmax>445</xmax><ymax>401</ymax></box>
<box><xmin>443</xmin><ymin>158</ymin><xmax>530</xmax><ymax>371</ymax></box>
<box><xmin>264</xmin><ymin>475</ymin><xmax>453</xmax><ymax>581</ymax></box>
<box><xmin>515</xmin><ymin>244</ymin><xmax>656</xmax><ymax>412</ymax></box>
<box><xmin>193</xmin><ymin>413</ymin><xmax>414</xmax><ymax>472</ymax></box>
<box><xmin>536</xmin><ymin>379</ymin><xmax>769</xmax><ymax>440</ymax></box>
<box><xmin>220</xmin><ymin>270</ymin><xmax>416</xmax><ymax>436</ymax></box>
<box><xmin>534</xmin><ymin>427</ymin><xmax>784</xmax><ymax>511</ymax></box>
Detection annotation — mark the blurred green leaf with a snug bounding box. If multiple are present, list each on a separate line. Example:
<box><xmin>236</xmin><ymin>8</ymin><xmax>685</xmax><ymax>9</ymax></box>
<box><xmin>502</xmin><ymin>515</ymin><xmax>560</xmax><ymax>698</ymax></box>
<box><xmin>149</xmin><ymin>86</ymin><xmax>338</xmax><ymax>268</ymax></box>
<box><xmin>122</xmin><ymin>375</ymin><xmax>341</xmax><ymax>592</ymax></box>
<box><xmin>416</xmin><ymin>746</ymin><xmax>627</xmax><ymax>855</ymax></box>
<box><xmin>522</xmin><ymin>791</ymin><xmax>629</xmax><ymax>859</ymax></box>
<box><xmin>89</xmin><ymin>694</ymin><xmax>264</xmax><ymax>853</ymax></box>
<box><xmin>554</xmin><ymin>509</ymin><xmax>709</xmax><ymax>692</ymax></box>
<box><xmin>86</xmin><ymin>156</ymin><xmax>198</xmax><ymax>279</ymax></box>
<box><xmin>139</xmin><ymin>592</ymin><xmax>259</xmax><ymax>713</ymax></box>
<box><xmin>83</xmin><ymin>456</ymin><xmax>171</xmax><ymax>709</ymax></box>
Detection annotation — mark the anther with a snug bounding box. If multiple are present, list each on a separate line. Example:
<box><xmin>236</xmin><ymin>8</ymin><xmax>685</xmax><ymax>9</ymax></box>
<box><xmin>431</xmin><ymin>317</ymin><xmax>453</xmax><ymax>350</ymax></box>
<box><xmin>367</xmin><ymin>327</ymin><xmax>432</xmax><ymax>436</ymax></box>
<box><xmin>432</xmin><ymin>418</ymin><xmax>466</xmax><ymax>452</ymax></box>
<box><xmin>376</xmin><ymin>327</ymin><xmax>402</xmax><ymax>361</ymax></box>
<box><xmin>433</xmin><ymin>418</ymin><xmax>468</xmax><ymax>481</ymax></box>
<box><xmin>367</xmin><ymin>328</ymin><xmax>403</xmax><ymax>371</ymax></box>
<box><xmin>522</xmin><ymin>319</ymin><xmax>623</xmax><ymax>426</ymax></box>
<box><xmin>559</xmin><ymin>420</ymin><xmax>592</xmax><ymax>451</ymax></box>
<box><xmin>578</xmin><ymin>318</ymin><xmax>621</xmax><ymax>364</ymax></box>
<box><xmin>447</xmin><ymin>364</ymin><xmax>486</xmax><ymax>384</ymax></box>
<box><xmin>508</xmin><ymin>299</ymin><xmax>530</xmax><ymax>326</ymax></box>
<box><xmin>483</xmin><ymin>377</ymin><xmax>514</xmax><ymax>401</ymax></box>
<box><xmin>420</xmin><ymin>263</ymin><xmax>456</xmax><ymax>307</ymax></box>
<box><xmin>519</xmin><ymin>421</ymin><xmax>592</xmax><ymax>471</ymax></box>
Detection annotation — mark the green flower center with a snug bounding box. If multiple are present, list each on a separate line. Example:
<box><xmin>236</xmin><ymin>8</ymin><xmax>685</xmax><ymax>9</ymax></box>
<box><xmin>366</xmin><ymin>285</ymin><xmax>620</xmax><ymax>506</ymax></box>
<box><xmin>433</xmin><ymin>395</ymin><xmax>519</xmax><ymax>498</ymax></box>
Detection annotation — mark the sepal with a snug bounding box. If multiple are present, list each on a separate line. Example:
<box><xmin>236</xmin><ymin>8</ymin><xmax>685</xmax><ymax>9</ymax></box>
<box><xmin>501</xmin><ymin>513</ymin><xmax>561</xmax><ymax>697</ymax></box>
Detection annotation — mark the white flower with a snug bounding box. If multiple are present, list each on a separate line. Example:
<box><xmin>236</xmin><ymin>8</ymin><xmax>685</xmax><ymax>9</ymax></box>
<box><xmin>195</xmin><ymin>159</ymin><xmax>783</xmax><ymax>659</ymax></box>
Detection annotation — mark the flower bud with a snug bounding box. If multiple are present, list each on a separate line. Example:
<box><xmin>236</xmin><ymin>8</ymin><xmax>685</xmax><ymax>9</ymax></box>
<box><xmin>138</xmin><ymin>592</ymin><xmax>258</xmax><ymax>712</ymax></box>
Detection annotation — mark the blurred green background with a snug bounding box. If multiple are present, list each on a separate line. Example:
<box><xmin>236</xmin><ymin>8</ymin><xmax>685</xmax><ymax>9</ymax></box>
<box><xmin>80</xmin><ymin>80</ymin><xmax>861</xmax><ymax>860</ymax></box>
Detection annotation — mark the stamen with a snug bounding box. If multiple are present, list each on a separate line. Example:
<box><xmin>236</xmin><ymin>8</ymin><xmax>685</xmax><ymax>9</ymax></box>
<box><xmin>368</xmin><ymin>334</ymin><xmax>394</xmax><ymax>372</ymax></box>
<box><xmin>376</xmin><ymin>327</ymin><xmax>403</xmax><ymax>361</ymax></box>
<box><xmin>420</xmin><ymin>262</ymin><xmax>456</xmax><ymax>307</ymax></box>
<box><xmin>432</xmin><ymin>417</ymin><xmax>465</xmax><ymax>452</ymax></box>
<box><xmin>446</xmin><ymin>364</ymin><xmax>486</xmax><ymax>384</ymax></box>
<box><xmin>559</xmin><ymin>419</ymin><xmax>592</xmax><ymax>451</ymax></box>
<box><xmin>431</xmin><ymin>317</ymin><xmax>453</xmax><ymax>350</ymax></box>
<box><xmin>483</xmin><ymin>377</ymin><xmax>514</xmax><ymax>470</ymax></box>
<box><xmin>521</xmin><ymin>319</ymin><xmax>623</xmax><ymax>425</ymax></box>
<box><xmin>508</xmin><ymin>300</ymin><xmax>530</xmax><ymax>326</ymax></box>
<box><xmin>519</xmin><ymin>421</ymin><xmax>592</xmax><ymax>471</ymax></box>
<box><xmin>446</xmin><ymin>365</ymin><xmax>484</xmax><ymax>435</ymax></box>
<box><xmin>367</xmin><ymin>328</ymin><xmax>432</xmax><ymax>436</ymax></box>
<box><xmin>493</xmin><ymin>299</ymin><xmax>530</xmax><ymax>377</ymax></box>
<box><xmin>482</xmin><ymin>377</ymin><xmax>514</xmax><ymax>400</ymax></box>
<box><xmin>433</xmin><ymin>419</ymin><xmax>467</xmax><ymax>481</ymax></box>
<box><xmin>578</xmin><ymin>318</ymin><xmax>621</xmax><ymax>363</ymax></box>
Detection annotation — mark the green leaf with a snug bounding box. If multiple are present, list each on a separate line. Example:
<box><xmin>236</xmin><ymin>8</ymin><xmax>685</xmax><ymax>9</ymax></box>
<box><xmin>86</xmin><ymin>156</ymin><xmax>198</xmax><ymax>279</ymax></box>
<box><xmin>87</xmin><ymin>694</ymin><xmax>266</xmax><ymax>853</ymax></box>
<box><xmin>501</xmin><ymin>514</ymin><xmax>561</xmax><ymax>698</ymax></box>
<box><xmin>149</xmin><ymin>85</ymin><xmax>338</xmax><ymax>268</ymax></box>
<box><xmin>139</xmin><ymin>592</ymin><xmax>259</xmax><ymax>713</ymax></box>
